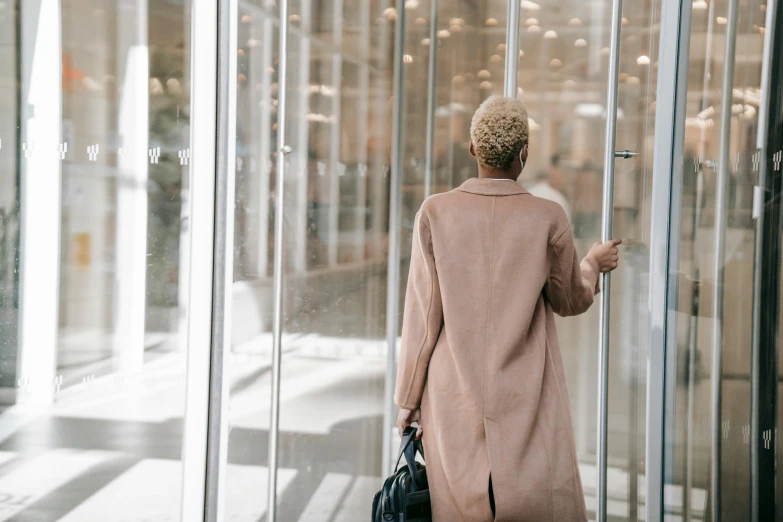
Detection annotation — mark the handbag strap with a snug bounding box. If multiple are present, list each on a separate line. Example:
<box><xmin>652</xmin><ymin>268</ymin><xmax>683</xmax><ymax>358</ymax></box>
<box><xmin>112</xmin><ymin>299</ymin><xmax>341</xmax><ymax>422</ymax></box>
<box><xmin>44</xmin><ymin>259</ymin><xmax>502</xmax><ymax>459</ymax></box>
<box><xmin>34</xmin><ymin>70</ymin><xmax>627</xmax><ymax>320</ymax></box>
<box><xmin>396</xmin><ymin>427</ymin><xmax>425</xmax><ymax>491</ymax></box>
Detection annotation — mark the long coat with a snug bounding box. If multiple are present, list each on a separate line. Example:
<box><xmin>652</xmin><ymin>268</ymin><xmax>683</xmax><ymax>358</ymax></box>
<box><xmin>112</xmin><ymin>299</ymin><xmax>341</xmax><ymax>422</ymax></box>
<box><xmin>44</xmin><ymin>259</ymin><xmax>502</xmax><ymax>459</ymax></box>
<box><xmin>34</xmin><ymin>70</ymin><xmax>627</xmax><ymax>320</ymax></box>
<box><xmin>394</xmin><ymin>177</ymin><xmax>599</xmax><ymax>522</ymax></box>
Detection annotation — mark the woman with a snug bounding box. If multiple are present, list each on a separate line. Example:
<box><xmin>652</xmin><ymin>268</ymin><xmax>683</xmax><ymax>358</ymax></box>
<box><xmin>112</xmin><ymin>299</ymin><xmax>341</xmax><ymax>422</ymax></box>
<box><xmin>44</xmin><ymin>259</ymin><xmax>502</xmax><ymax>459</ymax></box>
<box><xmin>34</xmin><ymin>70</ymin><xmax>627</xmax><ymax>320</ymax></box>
<box><xmin>394</xmin><ymin>96</ymin><xmax>620</xmax><ymax>522</ymax></box>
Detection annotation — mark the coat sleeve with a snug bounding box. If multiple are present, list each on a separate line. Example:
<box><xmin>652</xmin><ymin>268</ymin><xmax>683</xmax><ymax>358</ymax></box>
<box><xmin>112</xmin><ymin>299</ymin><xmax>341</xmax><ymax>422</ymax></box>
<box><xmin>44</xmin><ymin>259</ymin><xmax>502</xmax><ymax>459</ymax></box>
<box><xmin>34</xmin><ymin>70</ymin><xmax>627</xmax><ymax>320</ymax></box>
<box><xmin>544</xmin><ymin>225</ymin><xmax>600</xmax><ymax>317</ymax></box>
<box><xmin>394</xmin><ymin>212</ymin><xmax>444</xmax><ymax>410</ymax></box>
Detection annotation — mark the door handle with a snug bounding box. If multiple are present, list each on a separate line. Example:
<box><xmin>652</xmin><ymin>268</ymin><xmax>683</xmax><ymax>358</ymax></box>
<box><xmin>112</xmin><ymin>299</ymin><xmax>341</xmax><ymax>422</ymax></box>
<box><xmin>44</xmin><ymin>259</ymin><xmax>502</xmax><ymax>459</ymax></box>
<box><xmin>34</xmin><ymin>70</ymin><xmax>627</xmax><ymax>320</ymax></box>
<box><xmin>614</xmin><ymin>150</ymin><xmax>638</xmax><ymax>159</ymax></box>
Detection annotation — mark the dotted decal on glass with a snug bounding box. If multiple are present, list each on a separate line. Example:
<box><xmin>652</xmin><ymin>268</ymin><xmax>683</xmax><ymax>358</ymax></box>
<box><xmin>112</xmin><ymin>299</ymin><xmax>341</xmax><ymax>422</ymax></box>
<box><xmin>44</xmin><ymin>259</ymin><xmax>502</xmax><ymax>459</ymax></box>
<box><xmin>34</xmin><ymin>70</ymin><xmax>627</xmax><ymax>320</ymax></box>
<box><xmin>59</xmin><ymin>142</ymin><xmax>68</xmax><ymax>160</ymax></box>
<box><xmin>722</xmin><ymin>420</ymin><xmax>730</xmax><ymax>439</ymax></box>
<box><xmin>23</xmin><ymin>142</ymin><xmax>34</xmax><ymax>159</ymax></box>
<box><xmin>774</xmin><ymin>151</ymin><xmax>782</xmax><ymax>172</ymax></box>
<box><xmin>178</xmin><ymin>148</ymin><xmax>190</xmax><ymax>165</ymax></box>
<box><xmin>53</xmin><ymin>375</ymin><xmax>63</xmax><ymax>394</ymax></box>
<box><xmin>693</xmin><ymin>157</ymin><xmax>700</xmax><ymax>173</ymax></box>
<box><xmin>337</xmin><ymin>162</ymin><xmax>347</xmax><ymax>177</ymax></box>
<box><xmin>118</xmin><ymin>147</ymin><xmax>127</xmax><ymax>160</ymax></box>
<box><xmin>236</xmin><ymin>156</ymin><xmax>243</xmax><ymax>172</ymax></box>
<box><xmin>17</xmin><ymin>377</ymin><xmax>31</xmax><ymax>391</ymax></box>
<box><xmin>87</xmin><ymin>144</ymin><xmax>99</xmax><ymax>162</ymax></box>
<box><xmin>732</xmin><ymin>152</ymin><xmax>740</xmax><ymax>173</ymax></box>
<box><xmin>753</xmin><ymin>150</ymin><xmax>761</xmax><ymax>172</ymax></box>
<box><xmin>743</xmin><ymin>424</ymin><xmax>750</xmax><ymax>444</ymax></box>
<box><xmin>382</xmin><ymin>165</ymin><xmax>390</xmax><ymax>178</ymax></box>
<box><xmin>764</xmin><ymin>429</ymin><xmax>772</xmax><ymax>449</ymax></box>
<box><xmin>317</xmin><ymin>161</ymin><xmax>327</xmax><ymax>176</ymax></box>
<box><xmin>358</xmin><ymin>163</ymin><xmax>368</xmax><ymax>177</ymax></box>
<box><xmin>149</xmin><ymin>146</ymin><xmax>161</xmax><ymax>164</ymax></box>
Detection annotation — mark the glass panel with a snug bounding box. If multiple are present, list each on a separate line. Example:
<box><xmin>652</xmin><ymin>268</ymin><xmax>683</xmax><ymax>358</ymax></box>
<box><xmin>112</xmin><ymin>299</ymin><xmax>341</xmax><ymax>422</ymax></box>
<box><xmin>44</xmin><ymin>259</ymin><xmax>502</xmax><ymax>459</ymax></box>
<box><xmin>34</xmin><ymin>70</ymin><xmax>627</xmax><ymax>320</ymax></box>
<box><xmin>226</xmin><ymin>0</ymin><xmax>394</xmax><ymax>519</ymax></box>
<box><xmin>513</xmin><ymin>1</ymin><xmax>661</xmax><ymax>519</ymax></box>
<box><xmin>225</xmin><ymin>3</ymin><xmax>280</xmax><ymax>519</ymax></box>
<box><xmin>665</xmin><ymin>0</ymin><xmax>775</xmax><ymax>519</ymax></box>
<box><xmin>0</xmin><ymin>0</ymin><xmax>195</xmax><ymax>519</ymax></box>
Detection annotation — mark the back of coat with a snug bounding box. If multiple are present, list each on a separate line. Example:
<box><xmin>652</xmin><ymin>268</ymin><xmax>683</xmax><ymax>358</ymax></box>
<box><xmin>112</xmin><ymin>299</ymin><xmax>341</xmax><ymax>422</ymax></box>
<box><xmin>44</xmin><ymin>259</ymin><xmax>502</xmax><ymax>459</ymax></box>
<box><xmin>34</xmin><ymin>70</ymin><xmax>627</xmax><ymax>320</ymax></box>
<box><xmin>394</xmin><ymin>177</ymin><xmax>599</xmax><ymax>522</ymax></box>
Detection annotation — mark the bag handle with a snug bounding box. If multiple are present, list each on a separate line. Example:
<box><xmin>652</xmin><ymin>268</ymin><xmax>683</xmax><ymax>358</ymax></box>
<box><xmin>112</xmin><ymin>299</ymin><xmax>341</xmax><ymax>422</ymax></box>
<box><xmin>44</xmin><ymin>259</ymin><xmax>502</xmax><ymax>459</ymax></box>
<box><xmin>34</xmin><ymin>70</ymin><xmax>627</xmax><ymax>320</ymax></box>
<box><xmin>396</xmin><ymin>427</ymin><xmax>425</xmax><ymax>491</ymax></box>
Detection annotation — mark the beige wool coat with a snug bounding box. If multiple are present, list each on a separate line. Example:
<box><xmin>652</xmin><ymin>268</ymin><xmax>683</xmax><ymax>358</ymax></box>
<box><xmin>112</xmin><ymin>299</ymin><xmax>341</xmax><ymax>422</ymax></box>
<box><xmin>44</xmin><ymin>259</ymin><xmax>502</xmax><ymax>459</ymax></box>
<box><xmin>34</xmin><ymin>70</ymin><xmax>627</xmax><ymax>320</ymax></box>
<box><xmin>394</xmin><ymin>177</ymin><xmax>599</xmax><ymax>522</ymax></box>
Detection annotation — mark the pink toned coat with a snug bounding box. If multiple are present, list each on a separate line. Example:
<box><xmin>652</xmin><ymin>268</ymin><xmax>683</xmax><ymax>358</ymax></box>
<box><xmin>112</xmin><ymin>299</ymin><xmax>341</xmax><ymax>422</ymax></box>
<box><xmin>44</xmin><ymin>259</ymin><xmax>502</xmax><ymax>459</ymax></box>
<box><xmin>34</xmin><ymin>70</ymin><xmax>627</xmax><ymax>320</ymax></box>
<box><xmin>394</xmin><ymin>177</ymin><xmax>599</xmax><ymax>522</ymax></box>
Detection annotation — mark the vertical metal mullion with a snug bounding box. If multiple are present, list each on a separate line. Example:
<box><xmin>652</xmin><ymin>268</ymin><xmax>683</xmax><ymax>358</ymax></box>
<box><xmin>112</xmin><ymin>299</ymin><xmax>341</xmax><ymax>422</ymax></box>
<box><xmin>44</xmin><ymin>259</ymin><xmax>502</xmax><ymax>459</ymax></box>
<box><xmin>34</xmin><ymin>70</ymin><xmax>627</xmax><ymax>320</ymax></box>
<box><xmin>710</xmin><ymin>2</ymin><xmax>739</xmax><ymax>520</ymax></box>
<box><xmin>423</xmin><ymin>0</ymin><xmax>438</xmax><ymax>199</ymax></box>
<box><xmin>750</xmin><ymin>3</ymin><xmax>777</xmax><ymax>521</ymax></box>
<box><xmin>596</xmin><ymin>0</ymin><xmax>623</xmax><ymax>519</ymax></box>
<box><xmin>503</xmin><ymin>0</ymin><xmax>520</xmax><ymax>97</ymax></box>
<box><xmin>179</xmin><ymin>0</ymin><xmax>218</xmax><ymax>517</ymax></box>
<box><xmin>204</xmin><ymin>0</ymin><xmax>238</xmax><ymax>518</ymax></box>
<box><xmin>267</xmin><ymin>0</ymin><xmax>290</xmax><ymax>518</ymax></box>
<box><xmin>382</xmin><ymin>0</ymin><xmax>406</xmax><ymax>476</ymax></box>
<box><xmin>647</xmin><ymin>0</ymin><xmax>692</xmax><ymax>519</ymax></box>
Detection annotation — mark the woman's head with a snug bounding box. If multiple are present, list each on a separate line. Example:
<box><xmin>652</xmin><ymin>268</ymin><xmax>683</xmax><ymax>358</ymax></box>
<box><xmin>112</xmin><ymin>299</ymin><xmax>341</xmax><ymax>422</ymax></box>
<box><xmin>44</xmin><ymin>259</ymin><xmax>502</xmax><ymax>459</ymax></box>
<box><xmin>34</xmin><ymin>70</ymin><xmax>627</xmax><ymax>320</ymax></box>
<box><xmin>469</xmin><ymin>96</ymin><xmax>529</xmax><ymax>176</ymax></box>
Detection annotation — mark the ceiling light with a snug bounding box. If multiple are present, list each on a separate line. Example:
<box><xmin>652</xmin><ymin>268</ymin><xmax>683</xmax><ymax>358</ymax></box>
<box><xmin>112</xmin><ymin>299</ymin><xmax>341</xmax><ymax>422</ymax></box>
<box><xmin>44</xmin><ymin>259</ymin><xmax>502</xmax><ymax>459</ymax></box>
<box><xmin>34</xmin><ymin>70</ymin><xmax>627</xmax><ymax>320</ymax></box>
<box><xmin>237</xmin><ymin>49</ymin><xmax>245</xmax><ymax>56</ymax></box>
<box><xmin>403</xmin><ymin>54</ymin><xmax>413</xmax><ymax>64</ymax></box>
<box><xmin>549</xmin><ymin>58</ymin><xmax>562</xmax><ymax>68</ymax></box>
<box><xmin>622</xmin><ymin>17</ymin><xmax>629</xmax><ymax>25</ymax></box>
<box><xmin>717</xmin><ymin>16</ymin><xmax>727</xmax><ymax>24</ymax></box>
<box><xmin>569</xmin><ymin>17</ymin><xmax>582</xmax><ymax>25</ymax></box>
<box><xmin>289</xmin><ymin>13</ymin><xmax>301</xmax><ymax>22</ymax></box>
<box><xmin>565</xmin><ymin>79</ymin><xmax>577</xmax><ymax>87</ymax></box>
<box><xmin>528</xmin><ymin>25</ymin><xmax>541</xmax><ymax>32</ymax></box>
<box><xmin>525</xmin><ymin>17</ymin><xmax>540</xmax><ymax>25</ymax></box>
<box><xmin>449</xmin><ymin>18</ymin><xmax>465</xmax><ymax>25</ymax></box>
<box><xmin>619</xmin><ymin>72</ymin><xmax>629</xmax><ymax>81</ymax></box>
<box><xmin>519</xmin><ymin>49</ymin><xmax>525</xmax><ymax>57</ymax></box>
<box><xmin>479</xmin><ymin>81</ymin><xmax>492</xmax><ymax>89</ymax></box>
<box><xmin>405</xmin><ymin>0</ymin><xmax>420</xmax><ymax>8</ymax></box>
<box><xmin>497</xmin><ymin>43</ymin><xmax>507</xmax><ymax>52</ymax></box>
<box><xmin>241</xmin><ymin>14</ymin><xmax>252</xmax><ymax>23</ymax></box>
<box><xmin>517</xmin><ymin>87</ymin><xmax>524</xmax><ymax>97</ymax></box>
<box><xmin>575</xmin><ymin>38</ymin><xmax>587</xmax><ymax>47</ymax></box>
<box><xmin>478</xmin><ymin>69</ymin><xmax>491</xmax><ymax>79</ymax></box>
<box><xmin>760</xmin><ymin>26</ymin><xmax>766</xmax><ymax>34</ymax></box>
<box><xmin>490</xmin><ymin>54</ymin><xmax>503</xmax><ymax>63</ymax></box>
<box><xmin>414</xmin><ymin>17</ymin><xmax>426</xmax><ymax>24</ymax></box>
<box><xmin>601</xmin><ymin>47</ymin><xmax>610</xmax><ymax>56</ymax></box>
<box><xmin>437</xmin><ymin>29</ymin><xmax>451</xmax><ymax>38</ymax></box>
<box><xmin>575</xmin><ymin>103</ymin><xmax>604</xmax><ymax>118</ymax></box>
<box><xmin>627</xmin><ymin>76</ymin><xmax>640</xmax><ymax>84</ymax></box>
<box><xmin>761</xmin><ymin>4</ymin><xmax>766</xmax><ymax>11</ymax></box>
<box><xmin>693</xmin><ymin>0</ymin><xmax>708</xmax><ymax>9</ymax></box>
<box><xmin>450</xmin><ymin>24</ymin><xmax>462</xmax><ymax>32</ymax></box>
<box><xmin>544</xmin><ymin>30</ymin><xmax>558</xmax><ymax>39</ymax></box>
<box><xmin>383</xmin><ymin>7</ymin><xmax>397</xmax><ymax>21</ymax></box>
<box><xmin>421</xmin><ymin>38</ymin><xmax>431</xmax><ymax>46</ymax></box>
<box><xmin>637</xmin><ymin>55</ymin><xmax>651</xmax><ymax>65</ymax></box>
<box><xmin>521</xmin><ymin>1</ymin><xmax>541</xmax><ymax>10</ymax></box>
<box><xmin>485</xmin><ymin>18</ymin><xmax>499</xmax><ymax>26</ymax></box>
<box><xmin>247</xmin><ymin>39</ymin><xmax>261</xmax><ymax>47</ymax></box>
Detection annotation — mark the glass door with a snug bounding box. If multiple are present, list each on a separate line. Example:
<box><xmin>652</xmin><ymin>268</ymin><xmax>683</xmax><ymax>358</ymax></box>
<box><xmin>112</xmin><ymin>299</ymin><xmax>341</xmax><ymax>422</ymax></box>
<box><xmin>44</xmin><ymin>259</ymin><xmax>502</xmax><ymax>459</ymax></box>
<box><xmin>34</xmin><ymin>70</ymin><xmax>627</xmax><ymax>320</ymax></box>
<box><xmin>657</xmin><ymin>0</ymin><xmax>781</xmax><ymax>520</ymax></box>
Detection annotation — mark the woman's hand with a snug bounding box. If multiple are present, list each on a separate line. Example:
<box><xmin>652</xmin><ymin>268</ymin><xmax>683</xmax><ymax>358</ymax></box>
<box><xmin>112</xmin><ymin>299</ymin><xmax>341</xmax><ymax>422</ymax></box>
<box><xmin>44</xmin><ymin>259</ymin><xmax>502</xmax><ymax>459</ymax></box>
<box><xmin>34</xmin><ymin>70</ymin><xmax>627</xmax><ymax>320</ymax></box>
<box><xmin>396</xmin><ymin>408</ymin><xmax>423</xmax><ymax>439</ymax></box>
<box><xmin>587</xmin><ymin>238</ymin><xmax>622</xmax><ymax>273</ymax></box>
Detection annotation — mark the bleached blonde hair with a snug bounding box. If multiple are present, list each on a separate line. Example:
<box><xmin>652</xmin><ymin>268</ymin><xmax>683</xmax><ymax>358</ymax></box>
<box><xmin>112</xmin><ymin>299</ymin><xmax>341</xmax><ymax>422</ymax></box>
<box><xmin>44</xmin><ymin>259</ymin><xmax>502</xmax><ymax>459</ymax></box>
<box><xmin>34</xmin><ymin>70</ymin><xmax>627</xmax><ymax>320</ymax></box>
<box><xmin>469</xmin><ymin>96</ymin><xmax>529</xmax><ymax>170</ymax></box>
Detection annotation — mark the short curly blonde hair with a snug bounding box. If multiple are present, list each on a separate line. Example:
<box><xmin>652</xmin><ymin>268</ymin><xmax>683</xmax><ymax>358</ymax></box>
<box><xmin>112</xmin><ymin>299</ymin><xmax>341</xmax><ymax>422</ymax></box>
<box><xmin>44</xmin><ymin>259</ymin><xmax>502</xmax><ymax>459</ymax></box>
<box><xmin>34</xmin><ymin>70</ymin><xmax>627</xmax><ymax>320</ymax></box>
<box><xmin>469</xmin><ymin>96</ymin><xmax>529</xmax><ymax>170</ymax></box>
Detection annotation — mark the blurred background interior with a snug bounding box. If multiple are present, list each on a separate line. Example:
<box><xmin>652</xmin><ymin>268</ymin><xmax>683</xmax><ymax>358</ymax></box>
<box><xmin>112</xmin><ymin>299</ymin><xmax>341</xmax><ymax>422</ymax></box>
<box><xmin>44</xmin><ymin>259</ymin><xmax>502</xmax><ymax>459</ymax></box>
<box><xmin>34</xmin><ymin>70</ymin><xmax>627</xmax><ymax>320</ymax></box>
<box><xmin>1</xmin><ymin>0</ymin><xmax>782</xmax><ymax>520</ymax></box>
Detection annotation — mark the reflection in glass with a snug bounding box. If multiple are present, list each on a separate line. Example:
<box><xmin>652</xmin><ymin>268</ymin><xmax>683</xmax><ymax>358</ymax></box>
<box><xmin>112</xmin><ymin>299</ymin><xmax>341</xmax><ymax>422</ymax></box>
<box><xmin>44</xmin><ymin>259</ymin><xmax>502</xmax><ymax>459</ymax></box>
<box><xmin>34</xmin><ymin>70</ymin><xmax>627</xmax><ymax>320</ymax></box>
<box><xmin>0</xmin><ymin>0</ymin><xmax>193</xmax><ymax>519</ymax></box>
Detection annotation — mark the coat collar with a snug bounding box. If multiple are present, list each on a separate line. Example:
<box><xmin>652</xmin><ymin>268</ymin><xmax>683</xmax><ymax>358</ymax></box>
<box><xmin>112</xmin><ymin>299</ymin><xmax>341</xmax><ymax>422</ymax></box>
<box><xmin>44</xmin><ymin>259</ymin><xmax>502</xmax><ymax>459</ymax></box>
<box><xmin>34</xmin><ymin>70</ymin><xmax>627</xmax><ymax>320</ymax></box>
<box><xmin>454</xmin><ymin>177</ymin><xmax>530</xmax><ymax>196</ymax></box>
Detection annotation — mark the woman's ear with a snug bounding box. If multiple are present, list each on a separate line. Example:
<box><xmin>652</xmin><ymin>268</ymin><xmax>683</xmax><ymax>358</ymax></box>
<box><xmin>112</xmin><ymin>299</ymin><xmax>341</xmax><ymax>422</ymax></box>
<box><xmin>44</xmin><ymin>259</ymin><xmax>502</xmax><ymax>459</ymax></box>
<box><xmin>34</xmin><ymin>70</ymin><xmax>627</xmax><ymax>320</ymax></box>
<box><xmin>469</xmin><ymin>140</ymin><xmax>476</xmax><ymax>157</ymax></box>
<box><xmin>521</xmin><ymin>143</ymin><xmax>529</xmax><ymax>163</ymax></box>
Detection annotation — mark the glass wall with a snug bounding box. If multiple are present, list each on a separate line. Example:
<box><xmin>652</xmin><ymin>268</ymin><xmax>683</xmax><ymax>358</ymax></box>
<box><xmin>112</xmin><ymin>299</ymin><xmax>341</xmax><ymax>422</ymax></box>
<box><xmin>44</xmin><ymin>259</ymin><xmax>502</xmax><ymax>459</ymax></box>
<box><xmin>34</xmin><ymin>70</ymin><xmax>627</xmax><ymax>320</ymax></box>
<box><xmin>3</xmin><ymin>0</ymin><xmax>783</xmax><ymax>520</ymax></box>
<box><xmin>664</xmin><ymin>0</ymin><xmax>779</xmax><ymax>520</ymax></box>
<box><xmin>0</xmin><ymin>0</ymin><xmax>196</xmax><ymax>519</ymax></box>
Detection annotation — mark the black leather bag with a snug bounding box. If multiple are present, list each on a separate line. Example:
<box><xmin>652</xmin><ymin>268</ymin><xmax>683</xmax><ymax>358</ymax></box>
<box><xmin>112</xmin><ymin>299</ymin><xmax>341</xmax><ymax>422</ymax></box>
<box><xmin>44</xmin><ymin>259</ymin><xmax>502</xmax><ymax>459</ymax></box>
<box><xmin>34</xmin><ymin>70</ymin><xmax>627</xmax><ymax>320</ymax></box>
<box><xmin>372</xmin><ymin>427</ymin><xmax>431</xmax><ymax>521</ymax></box>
